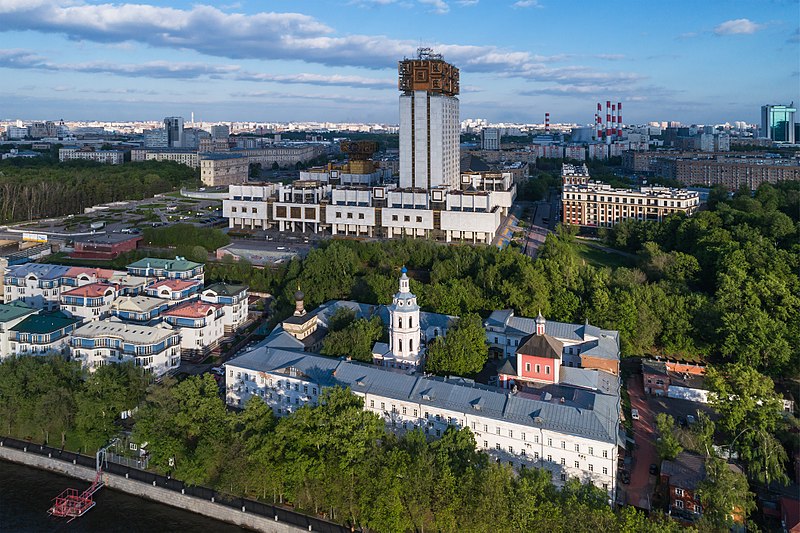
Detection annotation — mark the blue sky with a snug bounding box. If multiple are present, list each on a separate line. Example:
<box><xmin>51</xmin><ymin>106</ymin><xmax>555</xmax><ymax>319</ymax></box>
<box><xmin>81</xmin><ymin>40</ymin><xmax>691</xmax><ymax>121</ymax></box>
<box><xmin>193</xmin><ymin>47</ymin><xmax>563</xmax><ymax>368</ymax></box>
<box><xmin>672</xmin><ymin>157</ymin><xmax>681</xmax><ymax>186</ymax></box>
<box><xmin>0</xmin><ymin>0</ymin><xmax>797</xmax><ymax>124</ymax></box>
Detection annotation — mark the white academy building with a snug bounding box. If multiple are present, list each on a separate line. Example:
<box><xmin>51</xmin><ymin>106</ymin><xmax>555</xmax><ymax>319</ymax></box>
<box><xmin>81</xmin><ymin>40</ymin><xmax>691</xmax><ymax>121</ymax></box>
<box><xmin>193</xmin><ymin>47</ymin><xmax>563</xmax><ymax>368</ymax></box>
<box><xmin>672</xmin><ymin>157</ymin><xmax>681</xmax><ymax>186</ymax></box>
<box><xmin>222</xmin><ymin>49</ymin><xmax>516</xmax><ymax>244</ymax></box>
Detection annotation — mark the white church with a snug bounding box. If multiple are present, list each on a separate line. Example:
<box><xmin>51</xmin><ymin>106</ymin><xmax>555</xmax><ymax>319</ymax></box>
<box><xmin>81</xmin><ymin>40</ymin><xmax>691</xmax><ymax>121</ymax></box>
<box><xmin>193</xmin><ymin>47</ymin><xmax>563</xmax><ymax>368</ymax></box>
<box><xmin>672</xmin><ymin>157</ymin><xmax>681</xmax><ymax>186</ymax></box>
<box><xmin>371</xmin><ymin>267</ymin><xmax>424</xmax><ymax>371</ymax></box>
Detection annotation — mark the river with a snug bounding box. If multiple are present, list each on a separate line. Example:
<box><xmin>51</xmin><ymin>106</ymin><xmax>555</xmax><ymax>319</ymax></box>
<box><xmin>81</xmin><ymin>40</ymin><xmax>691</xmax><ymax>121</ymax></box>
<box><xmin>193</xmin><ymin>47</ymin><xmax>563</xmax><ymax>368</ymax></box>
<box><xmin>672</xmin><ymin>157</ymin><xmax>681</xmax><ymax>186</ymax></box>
<box><xmin>0</xmin><ymin>460</ymin><xmax>246</xmax><ymax>532</ymax></box>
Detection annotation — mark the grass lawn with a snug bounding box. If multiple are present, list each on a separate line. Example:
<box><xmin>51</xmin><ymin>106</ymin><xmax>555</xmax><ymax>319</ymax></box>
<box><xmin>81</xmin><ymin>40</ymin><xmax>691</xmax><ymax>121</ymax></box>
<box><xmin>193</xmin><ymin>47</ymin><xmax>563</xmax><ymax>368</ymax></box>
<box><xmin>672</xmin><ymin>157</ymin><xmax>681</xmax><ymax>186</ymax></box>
<box><xmin>575</xmin><ymin>242</ymin><xmax>635</xmax><ymax>269</ymax></box>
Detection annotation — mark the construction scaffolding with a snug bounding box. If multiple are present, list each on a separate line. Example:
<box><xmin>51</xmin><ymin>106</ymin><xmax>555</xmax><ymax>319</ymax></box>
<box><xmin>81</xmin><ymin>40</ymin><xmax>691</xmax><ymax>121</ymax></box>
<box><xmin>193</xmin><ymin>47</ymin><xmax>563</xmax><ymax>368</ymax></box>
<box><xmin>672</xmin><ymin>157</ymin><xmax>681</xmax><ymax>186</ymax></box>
<box><xmin>47</xmin><ymin>470</ymin><xmax>104</xmax><ymax>522</ymax></box>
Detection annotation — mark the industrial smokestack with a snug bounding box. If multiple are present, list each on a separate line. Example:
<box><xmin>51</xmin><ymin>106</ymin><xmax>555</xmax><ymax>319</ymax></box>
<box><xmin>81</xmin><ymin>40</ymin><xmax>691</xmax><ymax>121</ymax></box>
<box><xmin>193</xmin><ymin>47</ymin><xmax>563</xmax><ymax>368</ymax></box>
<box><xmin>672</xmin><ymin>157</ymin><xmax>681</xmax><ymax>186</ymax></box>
<box><xmin>596</xmin><ymin>102</ymin><xmax>602</xmax><ymax>140</ymax></box>
<box><xmin>606</xmin><ymin>101</ymin><xmax>611</xmax><ymax>144</ymax></box>
<box><xmin>617</xmin><ymin>102</ymin><xmax>623</xmax><ymax>139</ymax></box>
<box><xmin>611</xmin><ymin>104</ymin><xmax>617</xmax><ymax>137</ymax></box>
<box><xmin>545</xmin><ymin>112</ymin><xmax>550</xmax><ymax>135</ymax></box>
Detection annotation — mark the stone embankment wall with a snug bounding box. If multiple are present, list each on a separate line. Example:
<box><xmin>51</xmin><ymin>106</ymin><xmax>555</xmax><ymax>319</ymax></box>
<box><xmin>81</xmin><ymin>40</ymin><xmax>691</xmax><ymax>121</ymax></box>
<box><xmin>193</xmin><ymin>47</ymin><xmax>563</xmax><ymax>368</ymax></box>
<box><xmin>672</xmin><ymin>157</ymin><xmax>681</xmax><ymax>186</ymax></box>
<box><xmin>0</xmin><ymin>444</ymin><xmax>314</xmax><ymax>533</ymax></box>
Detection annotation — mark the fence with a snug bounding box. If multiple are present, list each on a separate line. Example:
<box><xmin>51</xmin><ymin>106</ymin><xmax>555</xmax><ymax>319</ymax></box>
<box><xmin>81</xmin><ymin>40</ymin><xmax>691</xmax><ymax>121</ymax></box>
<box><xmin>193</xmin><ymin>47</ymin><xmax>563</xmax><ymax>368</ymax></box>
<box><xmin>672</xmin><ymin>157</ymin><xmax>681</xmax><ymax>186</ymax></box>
<box><xmin>0</xmin><ymin>436</ymin><xmax>352</xmax><ymax>533</ymax></box>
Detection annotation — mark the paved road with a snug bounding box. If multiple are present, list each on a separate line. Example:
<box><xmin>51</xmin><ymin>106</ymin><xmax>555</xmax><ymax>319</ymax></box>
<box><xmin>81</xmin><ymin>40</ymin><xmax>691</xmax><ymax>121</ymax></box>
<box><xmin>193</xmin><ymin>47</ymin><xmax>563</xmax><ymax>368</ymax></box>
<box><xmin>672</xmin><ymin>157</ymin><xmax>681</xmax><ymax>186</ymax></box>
<box><xmin>625</xmin><ymin>375</ymin><xmax>657</xmax><ymax>511</ymax></box>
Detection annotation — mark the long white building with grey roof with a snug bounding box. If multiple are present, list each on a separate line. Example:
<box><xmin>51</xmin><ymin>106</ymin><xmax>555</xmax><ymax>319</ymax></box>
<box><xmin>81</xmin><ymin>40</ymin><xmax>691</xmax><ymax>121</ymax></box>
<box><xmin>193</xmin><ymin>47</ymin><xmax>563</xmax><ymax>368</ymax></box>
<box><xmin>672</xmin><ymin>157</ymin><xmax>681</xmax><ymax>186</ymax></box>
<box><xmin>225</xmin><ymin>346</ymin><xmax>621</xmax><ymax>500</ymax></box>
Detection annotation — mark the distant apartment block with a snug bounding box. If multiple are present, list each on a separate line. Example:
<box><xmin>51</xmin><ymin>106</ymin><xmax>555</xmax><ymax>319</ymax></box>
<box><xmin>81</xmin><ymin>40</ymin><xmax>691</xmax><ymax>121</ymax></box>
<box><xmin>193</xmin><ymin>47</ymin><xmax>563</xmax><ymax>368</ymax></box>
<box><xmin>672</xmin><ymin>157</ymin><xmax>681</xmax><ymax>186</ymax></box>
<box><xmin>561</xmin><ymin>164</ymin><xmax>699</xmax><ymax>227</ymax></box>
<box><xmin>481</xmin><ymin>128</ymin><xmax>500</xmax><ymax>150</ymax></box>
<box><xmin>126</xmin><ymin>257</ymin><xmax>204</xmax><ymax>282</ymax></box>
<box><xmin>200</xmin><ymin>153</ymin><xmax>249</xmax><ymax>187</ymax></box>
<box><xmin>59</xmin><ymin>147</ymin><xmax>124</xmax><ymax>164</ymax></box>
<box><xmin>130</xmin><ymin>148</ymin><xmax>199</xmax><ymax>168</ymax></box>
<box><xmin>658</xmin><ymin>157</ymin><xmax>800</xmax><ymax>190</ymax></box>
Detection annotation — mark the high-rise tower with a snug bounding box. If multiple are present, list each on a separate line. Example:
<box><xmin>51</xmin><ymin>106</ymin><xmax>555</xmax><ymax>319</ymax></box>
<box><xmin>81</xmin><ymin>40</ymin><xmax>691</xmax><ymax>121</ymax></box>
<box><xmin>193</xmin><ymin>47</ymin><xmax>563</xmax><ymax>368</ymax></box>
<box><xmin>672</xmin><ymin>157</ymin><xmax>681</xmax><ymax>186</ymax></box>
<box><xmin>398</xmin><ymin>48</ymin><xmax>460</xmax><ymax>191</ymax></box>
<box><xmin>164</xmin><ymin>116</ymin><xmax>185</xmax><ymax>148</ymax></box>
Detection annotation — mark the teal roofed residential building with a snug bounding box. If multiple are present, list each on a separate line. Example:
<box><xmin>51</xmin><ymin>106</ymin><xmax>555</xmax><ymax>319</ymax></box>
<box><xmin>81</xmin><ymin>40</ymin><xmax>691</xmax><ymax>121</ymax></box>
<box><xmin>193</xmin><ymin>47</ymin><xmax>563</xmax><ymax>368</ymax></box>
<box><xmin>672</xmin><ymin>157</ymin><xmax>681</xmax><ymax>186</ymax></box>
<box><xmin>126</xmin><ymin>257</ymin><xmax>204</xmax><ymax>282</ymax></box>
<box><xmin>9</xmin><ymin>311</ymin><xmax>82</xmax><ymax>356</ymax></box>
<box><xmin>0</xmin><ymin>301</ymin><xmax>39</xmax><ymax>359</ymax></box>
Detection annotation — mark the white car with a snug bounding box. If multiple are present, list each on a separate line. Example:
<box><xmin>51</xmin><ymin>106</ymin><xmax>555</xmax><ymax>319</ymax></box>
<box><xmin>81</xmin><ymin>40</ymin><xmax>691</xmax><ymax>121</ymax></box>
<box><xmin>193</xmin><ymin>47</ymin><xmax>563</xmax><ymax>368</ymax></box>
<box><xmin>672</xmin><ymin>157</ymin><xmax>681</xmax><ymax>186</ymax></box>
<box><xmin>631</xmin><ymin>409</ymin><xmax>640</xmax><ymax>421</ymax></box>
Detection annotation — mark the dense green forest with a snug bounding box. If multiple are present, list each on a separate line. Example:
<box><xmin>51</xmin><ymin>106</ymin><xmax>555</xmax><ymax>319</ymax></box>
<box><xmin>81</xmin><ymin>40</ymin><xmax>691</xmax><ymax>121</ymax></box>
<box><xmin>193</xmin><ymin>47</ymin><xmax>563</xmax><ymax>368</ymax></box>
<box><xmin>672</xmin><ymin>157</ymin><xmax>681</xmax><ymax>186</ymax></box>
<box><xmin>0</xmin><ymin>159</ymin><xmax>198</xmax><ymax>222</ymax></box>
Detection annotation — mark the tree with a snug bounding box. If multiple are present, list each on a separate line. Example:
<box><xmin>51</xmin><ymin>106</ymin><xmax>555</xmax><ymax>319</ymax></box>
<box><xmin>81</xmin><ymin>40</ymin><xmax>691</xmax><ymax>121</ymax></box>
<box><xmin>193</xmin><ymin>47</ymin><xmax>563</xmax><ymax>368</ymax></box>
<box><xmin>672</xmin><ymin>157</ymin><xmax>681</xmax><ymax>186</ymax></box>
<box><xmin>321</xmin><ymin>315</ymin><xmax>384</xmax><ymax>362</ymax></box>
<box><xmin>696</xmin><ymin>457</ymin><xmax>755</xmax><ymax>531</ymax></box>
<box><xmin>425</xmin><ymin>313</ymin><xmax>487</xmax><ymax>377</ymax></box>
<box><xmin>706</xmin><ymin>364</ymin><xmax>788</xmax><ymax>484</ymax></box>
<box><xmin>655</xmin><ymin>413</ymin><xmax>683</xmax><ymax>461</ymax></box>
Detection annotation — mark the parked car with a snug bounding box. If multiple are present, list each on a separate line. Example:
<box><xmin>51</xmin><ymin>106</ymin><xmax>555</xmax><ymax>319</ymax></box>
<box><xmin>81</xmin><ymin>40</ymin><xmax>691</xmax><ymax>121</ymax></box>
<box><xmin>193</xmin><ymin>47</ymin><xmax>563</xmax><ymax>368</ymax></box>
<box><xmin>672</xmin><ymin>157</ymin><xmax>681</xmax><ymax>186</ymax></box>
<box><xmin>649</xmin><ymin>463</ymin><xmax>658</xmax><ymax>475</ymax></box>
<box><xmin>631</xmin><ymin>409</ymin><xmax>640</xmax><ymax>420</ymax></box>
<box><xmin>211</xmin><ymin>366</ymin><xmax>224</xmax><ymax>375</ymax></box>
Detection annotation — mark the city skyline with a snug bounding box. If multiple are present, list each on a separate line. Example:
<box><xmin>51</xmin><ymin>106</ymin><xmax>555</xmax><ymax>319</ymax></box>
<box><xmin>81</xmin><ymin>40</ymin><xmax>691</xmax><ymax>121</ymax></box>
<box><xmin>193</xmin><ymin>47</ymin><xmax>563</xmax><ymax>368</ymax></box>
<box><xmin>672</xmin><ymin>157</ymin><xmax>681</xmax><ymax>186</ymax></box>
<box><xmin>0</xmin><ymin>0</ymin><xmax>798</xmax><ymax>124</ymax></box>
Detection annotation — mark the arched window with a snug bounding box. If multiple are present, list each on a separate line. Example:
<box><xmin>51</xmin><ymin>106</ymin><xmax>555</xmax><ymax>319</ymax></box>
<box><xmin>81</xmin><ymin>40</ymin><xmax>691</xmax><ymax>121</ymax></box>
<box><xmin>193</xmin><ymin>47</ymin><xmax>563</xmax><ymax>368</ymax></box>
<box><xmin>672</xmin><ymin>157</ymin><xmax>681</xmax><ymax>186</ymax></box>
<box><xmin>409</xmin><ymin>317</ymin><xmax>413</xmax><ymax>328</ymax></box>
<box><xmin>410</xmin><ymin>340</ymin><xmax>414</xmax><ymax>352</ymax></box>
<box><xmin>398</xmin><ymin>317</ymin><xmax>403</xmax><ymax>329</ymax></box>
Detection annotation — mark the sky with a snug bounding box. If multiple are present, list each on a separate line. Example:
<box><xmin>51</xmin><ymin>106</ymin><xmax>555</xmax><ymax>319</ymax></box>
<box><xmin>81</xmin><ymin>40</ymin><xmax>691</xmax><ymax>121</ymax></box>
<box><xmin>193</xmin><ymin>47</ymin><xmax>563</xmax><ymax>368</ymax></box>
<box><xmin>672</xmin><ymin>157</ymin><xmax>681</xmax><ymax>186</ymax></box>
<box><xmin>0</xmin><ymin>0</ymin><xmax>798</xmax><ymax>125</ymax></box>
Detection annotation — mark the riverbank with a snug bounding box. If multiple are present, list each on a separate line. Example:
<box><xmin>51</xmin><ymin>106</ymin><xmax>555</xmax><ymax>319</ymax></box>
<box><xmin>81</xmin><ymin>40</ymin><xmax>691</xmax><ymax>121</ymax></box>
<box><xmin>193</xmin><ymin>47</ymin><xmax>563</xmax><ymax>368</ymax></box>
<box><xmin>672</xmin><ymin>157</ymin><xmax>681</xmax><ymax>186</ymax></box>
<box><xmin>0</xmin><ymin>439</ymin><xmax>339</xmax><ymax>533</ymax></box>
<box><xmin>0</xmin><ymin>459</ymin><xmax>245</xmax><ymax>532</ymax></box>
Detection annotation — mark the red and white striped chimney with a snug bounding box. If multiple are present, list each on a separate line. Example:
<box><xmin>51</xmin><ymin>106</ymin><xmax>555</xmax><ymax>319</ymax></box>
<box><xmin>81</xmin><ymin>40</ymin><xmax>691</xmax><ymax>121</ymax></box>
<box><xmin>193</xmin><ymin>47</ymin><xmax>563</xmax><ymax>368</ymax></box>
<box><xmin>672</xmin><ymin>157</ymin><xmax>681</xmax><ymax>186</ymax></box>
<box><xmin>617</xmin><ymin>102</ymin><xmax>623</xmax><ymax>139</ymax></box>
<box><xmin>606</xmin><ymin>100</ymin><xmax>611</xmax><ymax>144</ymax></box>
<box><xmin>545</xmin><ymin>112</ymin><xmax>550</xmax><ymax>134</ymax></box>
<box><xmin>596</xmin><ymin>102</ymin><xmax>602</xmax><ymax>139</ymax></box>
<box><xmin>612</xmin><ymin>104</ymin><xmax>617</xmax><ymax>137</ymax></box>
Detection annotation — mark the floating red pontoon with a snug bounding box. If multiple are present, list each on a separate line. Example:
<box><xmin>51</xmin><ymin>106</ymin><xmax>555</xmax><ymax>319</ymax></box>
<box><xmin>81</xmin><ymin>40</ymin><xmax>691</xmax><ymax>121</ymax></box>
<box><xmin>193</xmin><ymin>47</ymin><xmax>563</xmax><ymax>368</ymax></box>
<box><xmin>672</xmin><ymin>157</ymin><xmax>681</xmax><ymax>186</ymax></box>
<box><xmin>48</xmin><ymin>470</ymin><xmax>104</xmax><ymax>522</ymax></box>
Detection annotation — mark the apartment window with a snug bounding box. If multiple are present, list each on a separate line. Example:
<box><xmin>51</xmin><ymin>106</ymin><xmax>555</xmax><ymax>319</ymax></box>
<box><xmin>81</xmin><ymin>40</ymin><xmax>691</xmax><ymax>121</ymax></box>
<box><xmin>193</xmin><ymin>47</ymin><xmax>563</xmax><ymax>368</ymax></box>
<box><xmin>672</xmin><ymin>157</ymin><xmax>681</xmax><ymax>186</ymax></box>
<box><xmin>547</xmin><ymin>455</ymin><xmax>552</xmax><ymax>462</ymax></box>
<box><xmin>545</xmin><ymin>365</ymin><xmax>551</xmax><ymax>375</ymax></box>
<box><xmin>413</xmin><ymin>409</ymin><xmax>418</xmax><ymax>417</ymax></box>
<box><xmin>471</xmin><ymin>422</ymin><xmax>476</xmax><ymax>430</ymax></box>
<box><xmin>336</xmin><ymin>212</ymin><xmax>342</xmax><ymax>218</ymax></box>
<box><xmin>508</xmin><ymin>430</ymin><xmax>513</xmax><ymax>439</ymax></box>
<box><xmin>392</xmin><ymin>215</ymin><xmax>398</xmax><ymax>221</ymax></box>
<box><xmin>484</xmin><ymin>424</ymin><xmax>488</xmax><ymax>432</ymax></box>
<box><xmin>602</xmin><ymin>467</ymin><xmax>608</xmax><ymax>475</ymax></box>
<box><xmin>232</xmin><ymin>207</ymin><xmax>237</xmax><ymax>212</ymax></box>
<box><xmin>588</xmin><ymin>446</ymin><xmax>593</xmax><ymax>455</ymax></box>
<box><xmin>602</xmin><ymin>483</ymin><xmax>608</xmax><ymax>490</ymax></box>
<box><xmin>495</xmin><ymin>443</ymin><xmax>501</xmax><ymax>450</ymax></box>
<box><xmin>525</xmin><ymin>362</ymin><xmax>531</xmax><ymax>372</ymax></box>
<box><xmin>416</xmin><ymin>216</ymin><xmax>422</xmax><ymax>223</ymax></box>
<box><xmin>402</xmin><ymin>406</ymin><xmax>407</xmax><ymax>415</ymax></box>
<box><xmin>535</xmin><ymin>364</ymin><xmax>540</xmax><ymax>373</ymax></box>
<box><xmin>346</xmin><ymin>213</ymin><xmax>353</xmax><ymax>219</ymax></box>
<box><xmin>694</xmin><ymin>504</ymin><xmax>701</xmax><ymax>514</ymax></box>
<box><xmin>381</xmin><ymin>402</ymin><xmax>385</xmax><ymax>410</ymax></box>
<box><xmin>574</xmin><ymin>461</ymin><xmax>580</xmax><ymax>468</ymax></box>
<box><xmin>547</xmin><ymin>438</ymin><xmax>552</xmax><ymax>447</ymax></box>
<box><xmin>358</xmin><ymin>213</ymin><xmax>364</xmax><ymax>220</ymax></box>
<box><xmin>484</xmin><ymin>441</ymin><xmax>488</xmax><ymax>449</ymax></box>
<box><xmin>370</xmin><ymin>400</ymin><xmax>375</xmax><ymax>408</ymax></box>
<box><xmin>589</xmin><ymin>464</ymin><xmax>594</xmax><ymax>472</ymax></box>
<box><xmin>575</xmin><ymin>444</ymin><xmax>580</xmax><ymax>452</ymax></box>
<box><xmin>561</xmin><ymin>441</ymin><xmax>566</xmax><ymax>449</ymax></box>
<box><xmin>509</xmin><ymin>446</ymin><xmax>514</xmax><ymax>454</ymax></box>
<box><xmin>675</xmin><ymin>500</ymin><xmax>684</xmax><ymax>509</ymax></box>
<box><xmin>534</xmin><ymin>452</ymin><xmax>539</xmax><ymax>459</ymax></box>
<box><xmin>535</xmin><ymin>435</ymin><xmax>539</xmax><ymax>444</ymax></box>
<box><xmin>602</xmin><ymin>450</ymin><xmax>608</xmax><ymax>458</ymax></box>
<box><xmin>522</xmin><ymin>432</ymin><xmax>526</xmax><ymax>441</ymax></box>
<box><xmin>561</xmin><ymin>458</ymin><xmax>566</xmax><ymax>466</ymax></box>
<box><xmin>675</xmin><ymin>488</ymin><xmax>684</xmax><ymax>497</ymax></box>
<box><xmin>496</xmin><ymin>427</ymin><xmax>500</xmax><ymax>435</ymax></box>
<box><xmin>404</xmin><ymin>216</ymin><xmax>410</xmax><ymax>222</ymax></box>
<box><xmin>521</xmin><ymin>450</ymin><xmax>526</xmax><ymax>457</ymax></box>
<box><xmin>560</xmin><ymin>473</ymin><xmax>566</xmax><ymax>481</ymax></box>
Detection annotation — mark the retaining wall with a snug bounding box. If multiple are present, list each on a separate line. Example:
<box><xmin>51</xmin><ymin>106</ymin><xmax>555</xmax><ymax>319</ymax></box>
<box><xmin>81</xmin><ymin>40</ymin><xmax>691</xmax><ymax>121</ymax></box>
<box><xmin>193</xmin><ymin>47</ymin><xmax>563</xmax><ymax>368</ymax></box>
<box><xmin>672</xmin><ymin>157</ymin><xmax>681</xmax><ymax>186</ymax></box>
<box><xmin>0</xmin><ymin>442</ymin><xmax>321</xmax><ymax>533</ymax></box>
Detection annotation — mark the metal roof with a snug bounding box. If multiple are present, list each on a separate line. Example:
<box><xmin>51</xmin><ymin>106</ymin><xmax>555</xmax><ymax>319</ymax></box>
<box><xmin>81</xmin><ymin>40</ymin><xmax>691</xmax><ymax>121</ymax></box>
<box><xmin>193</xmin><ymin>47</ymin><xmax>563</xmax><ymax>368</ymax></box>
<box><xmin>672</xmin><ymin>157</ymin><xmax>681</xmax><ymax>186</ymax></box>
<box><xmin>228</xmin><ymin>346</ymin><xmax>621</xmax><ymax>444</ymax></box>
<box><xmin>11</xmin><ymin>311</ymin><xmax>80</xmax><ymax>334</ymax></box>
<box><xmin>0</xmin><ymin>301</ymin><xmax>37</xmax><ymax>323</ymax></box>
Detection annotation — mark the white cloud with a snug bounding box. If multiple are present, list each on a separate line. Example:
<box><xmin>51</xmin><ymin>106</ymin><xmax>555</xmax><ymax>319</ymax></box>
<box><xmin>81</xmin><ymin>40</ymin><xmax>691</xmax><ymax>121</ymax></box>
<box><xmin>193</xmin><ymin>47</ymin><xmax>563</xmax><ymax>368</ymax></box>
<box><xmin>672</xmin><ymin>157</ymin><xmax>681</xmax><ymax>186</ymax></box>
<box><xmin>419</xmin><ymin>0</ymin><xmax>450</xmax><ymax>14</ymax></box>
<box><xmin>513</xmin><ymin>0</ymin><xmax>541</xmax><ymax>8</ymax></box>
<box><xmin>457</xmin><ymin>0</ymin><xmax>479</xmax><ymax>5</ymax></box>
<box><xmin>713</xmin><ymin>18</ymin><xmax>765</xmax><ymax>36</ymax></box>
<box><xmin>0</xmin><ymin>1</ymin><xmax>641</xmax><ymax>90</ymax></box>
